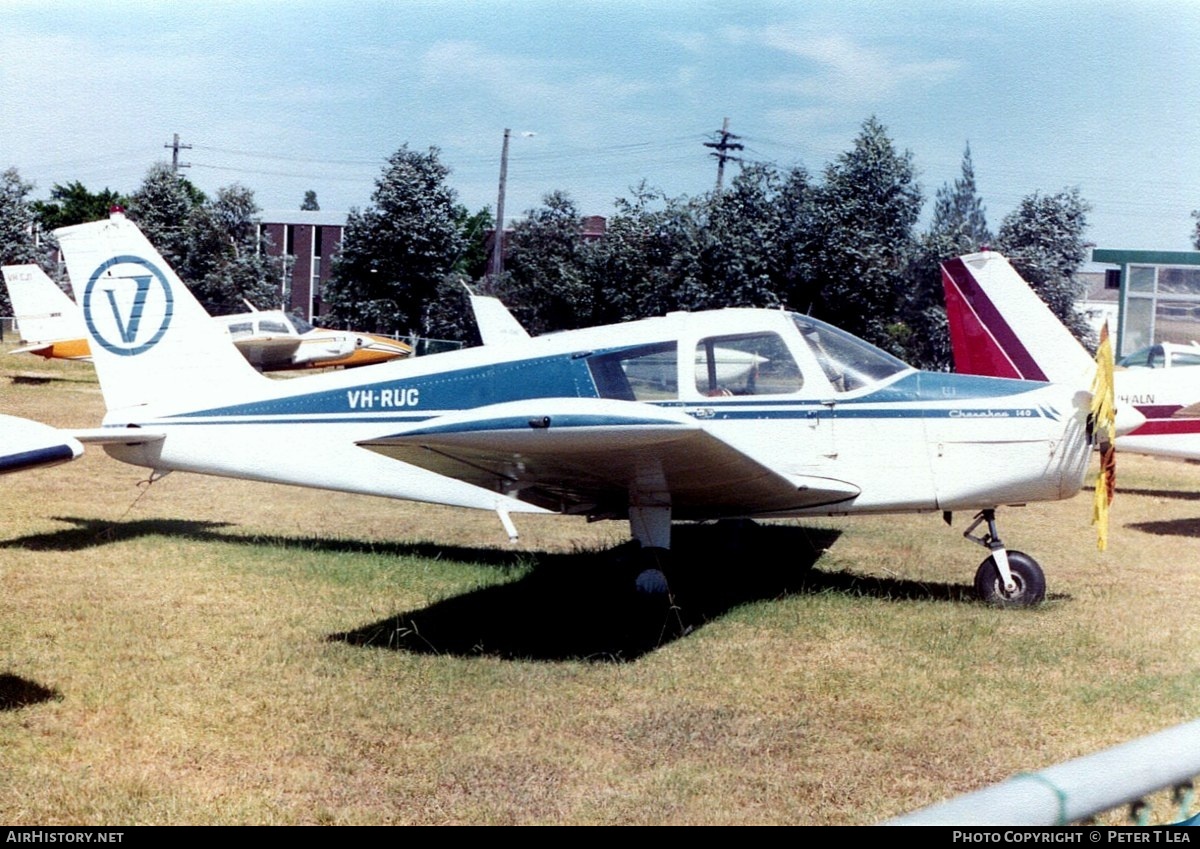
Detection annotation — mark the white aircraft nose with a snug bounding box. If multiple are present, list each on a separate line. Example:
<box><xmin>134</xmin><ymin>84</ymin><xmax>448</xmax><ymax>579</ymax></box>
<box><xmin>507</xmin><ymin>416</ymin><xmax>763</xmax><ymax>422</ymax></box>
<box><xmin>1114</xmin><ymin>404</ymin><xmax>1146</xmax><ymax>437</ymax></box>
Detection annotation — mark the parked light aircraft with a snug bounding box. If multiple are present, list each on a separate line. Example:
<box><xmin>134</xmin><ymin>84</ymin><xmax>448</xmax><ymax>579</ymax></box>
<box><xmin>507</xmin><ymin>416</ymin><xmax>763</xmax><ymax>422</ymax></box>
<box><xmin>0</xmin><ymin>212</ymin><xmax>1125</xmax><ymax>605</ymax></box>
<box><xmin>1117</xmin><ymin>341</ymin><xmax>1200</xmax><ymax>370</ymax></box>
<box><xmin>942</xmin><ymin>251</ymin><xmax>1200</xmax><ymax>460</ymax></box>
<box><xmin>1</xmin><ymin>264</ymin><xmax>411</xmax><ymax>371</ymax></box>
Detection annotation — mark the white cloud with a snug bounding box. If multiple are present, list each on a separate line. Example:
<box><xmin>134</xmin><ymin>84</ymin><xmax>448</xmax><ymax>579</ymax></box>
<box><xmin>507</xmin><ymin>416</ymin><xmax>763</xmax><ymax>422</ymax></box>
<box><xmin>726</xmin><ymin>25</ymin><xmax>961</xmax><ymax>104</ymax></box>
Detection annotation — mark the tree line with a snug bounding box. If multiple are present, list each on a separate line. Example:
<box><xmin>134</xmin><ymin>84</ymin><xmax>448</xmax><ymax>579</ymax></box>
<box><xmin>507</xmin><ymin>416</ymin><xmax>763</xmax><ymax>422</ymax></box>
<box><xmin>2</xmin><ymin>116</ymin><xmax>1101</xmax><ymax>370</ymax></box>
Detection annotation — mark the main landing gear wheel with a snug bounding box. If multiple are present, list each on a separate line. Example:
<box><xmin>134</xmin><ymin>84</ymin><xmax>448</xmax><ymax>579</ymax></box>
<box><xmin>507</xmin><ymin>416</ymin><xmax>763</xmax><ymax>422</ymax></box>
<box><xmin>973</xmin><ymin>550</ymin><xmax>1045</xmax><ymax>607</ymax></box>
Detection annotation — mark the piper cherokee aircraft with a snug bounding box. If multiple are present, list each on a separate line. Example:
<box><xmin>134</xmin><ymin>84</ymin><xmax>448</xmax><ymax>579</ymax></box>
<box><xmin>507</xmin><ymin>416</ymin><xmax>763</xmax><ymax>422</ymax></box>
<box><xmin>1</xmin><ymin>264</ymin><xmax>411</xmax><ymax>371</ymax></box>
<box><xmin>0</xmin><ymin>211</ymin><xmax>1124</xmax><ymax>606</ymax></box>
<box><xmin>942</xmin><ymin>250</ymin><xmax>1200</xmax><ymax>460</ymax></box>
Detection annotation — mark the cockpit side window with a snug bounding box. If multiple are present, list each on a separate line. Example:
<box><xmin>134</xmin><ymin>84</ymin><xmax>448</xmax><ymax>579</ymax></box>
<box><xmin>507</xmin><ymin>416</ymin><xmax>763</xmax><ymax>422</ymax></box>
<box><xmin>694</xmin><ymin>333</ymin><xmax>802</xmax><ymax>396</ymax></box>
<box><xmin>1171</xmin><ymin>350</ymin><xmax>1200</xmax><ymax>367</ymax></box>
<box><xmin>258</xmin><ymin>319</ymin><xmax>291</xmax><ymax>335</ymax></box>
<box><xmin>588</xmin><ymin>342</ymin><xmax>678</xmax><ymax>401</ymax></box>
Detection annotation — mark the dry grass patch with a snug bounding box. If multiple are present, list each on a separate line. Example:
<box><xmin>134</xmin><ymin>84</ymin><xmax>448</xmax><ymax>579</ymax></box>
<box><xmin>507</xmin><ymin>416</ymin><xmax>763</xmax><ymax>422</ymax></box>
<box><xmin>2</xmin><ymin>349</ymin><xmax>1200</xmax><ymax>824</ymax></box>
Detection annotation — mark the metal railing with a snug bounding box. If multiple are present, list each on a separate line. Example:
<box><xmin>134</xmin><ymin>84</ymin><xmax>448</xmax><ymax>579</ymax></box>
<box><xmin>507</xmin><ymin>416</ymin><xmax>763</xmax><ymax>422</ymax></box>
<box><xmin>884</xmin><ymin>719</ymin><xmax>1200</xmax><ymax>825</ymax></box>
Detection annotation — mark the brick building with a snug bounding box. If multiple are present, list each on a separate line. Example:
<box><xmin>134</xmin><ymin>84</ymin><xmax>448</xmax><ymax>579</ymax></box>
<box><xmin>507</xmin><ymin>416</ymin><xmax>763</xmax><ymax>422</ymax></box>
<box><xmin>257</xmin><ymin>210</ymin><xmax>345</xmax><ymax>321</ymax></box>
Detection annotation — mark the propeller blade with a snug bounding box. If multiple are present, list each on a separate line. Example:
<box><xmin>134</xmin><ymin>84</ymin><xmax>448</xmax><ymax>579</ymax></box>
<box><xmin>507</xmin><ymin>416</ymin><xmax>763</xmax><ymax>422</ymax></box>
<box><xmin>1090</xmin><ymin>323</ymin><xmax>1116</xmax><ymax>551</ymax></box>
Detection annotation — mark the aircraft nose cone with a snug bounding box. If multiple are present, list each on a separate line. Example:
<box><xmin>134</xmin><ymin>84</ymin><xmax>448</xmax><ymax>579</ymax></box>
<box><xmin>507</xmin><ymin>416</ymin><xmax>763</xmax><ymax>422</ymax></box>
<box><xmin>1114</xmin><ymin>404</ymin><xmax>1146</xmax><ymax>437</ymax></box>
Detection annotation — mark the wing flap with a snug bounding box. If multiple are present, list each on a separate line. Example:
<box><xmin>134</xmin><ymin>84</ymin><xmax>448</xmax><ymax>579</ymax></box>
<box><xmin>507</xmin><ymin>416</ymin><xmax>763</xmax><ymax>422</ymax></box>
<box><xmin>358</xmin><ymin>398</ymin><xmax>860</xmax><ymax>517</ymax></box>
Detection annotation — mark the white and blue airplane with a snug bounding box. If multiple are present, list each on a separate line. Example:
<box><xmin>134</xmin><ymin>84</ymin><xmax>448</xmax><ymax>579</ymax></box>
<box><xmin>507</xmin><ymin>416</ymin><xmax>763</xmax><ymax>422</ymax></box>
<box><xmin>1</xmin><ymin>211</ymin><xmax>1123</xmax><ymax>605</ymax></box>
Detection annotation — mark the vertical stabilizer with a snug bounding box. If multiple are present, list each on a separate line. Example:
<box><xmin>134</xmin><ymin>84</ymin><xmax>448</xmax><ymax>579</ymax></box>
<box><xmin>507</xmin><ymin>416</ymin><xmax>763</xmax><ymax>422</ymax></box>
<box><xmin>54</xmin><ymin>211</ymin><xmax>266</xmax><ymax>414</ymax></box>
<box><xmin>2</xmin><ymin>264</ymin><xmax>85</xmax><ymax>345</ymax></box>
<box><xmin>941</xmin><ymin>252</ymin><xmax>1095</xmax><ymax>386</ymax></box>
<box><xmin>469</xmin><ymin>292</ymin><xmax>531</xmax><ymax>346</ymax></box>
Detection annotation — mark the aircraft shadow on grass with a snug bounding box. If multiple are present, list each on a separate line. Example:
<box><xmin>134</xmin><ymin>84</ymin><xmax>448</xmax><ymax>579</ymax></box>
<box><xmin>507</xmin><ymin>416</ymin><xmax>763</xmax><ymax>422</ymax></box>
<box><xmin>1125</xmin><ymin>517</ymin><xmax>1200</xmax><ymax>538</ymax></box>
<box><xmin>2</xmin><ymin>518</ymin><xmax>1003</xmax><ymax>662</ymax></box>
<box><xmin>0</xmin><ymin>673</ymin><xmax>60</xmax><ymax>711</ymax></box>
<box><xmin>328</xmin><ymin>523</ymin><xmax>1003</xmax><ymax>662</ymax></box>
<box><xmin>1087</xmin><ymin>484</ymin><xmax>1200</xmax><ymax>503</ymax></box>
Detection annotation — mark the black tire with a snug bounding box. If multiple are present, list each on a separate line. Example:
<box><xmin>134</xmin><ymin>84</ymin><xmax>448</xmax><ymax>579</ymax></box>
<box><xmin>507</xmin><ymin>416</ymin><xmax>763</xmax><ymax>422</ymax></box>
<box><xmin>973</xmin><ymin>550</ymin><xmax>1046</xmax><ymax>606</ymax></box>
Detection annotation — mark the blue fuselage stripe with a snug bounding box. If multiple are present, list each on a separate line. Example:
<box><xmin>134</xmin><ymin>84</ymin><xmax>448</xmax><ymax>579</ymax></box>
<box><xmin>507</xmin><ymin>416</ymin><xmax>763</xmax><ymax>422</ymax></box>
<box><xmin>125</xmin><ymin>353</ymin><xmax>1055</xmax><ymax>427</ymax></box>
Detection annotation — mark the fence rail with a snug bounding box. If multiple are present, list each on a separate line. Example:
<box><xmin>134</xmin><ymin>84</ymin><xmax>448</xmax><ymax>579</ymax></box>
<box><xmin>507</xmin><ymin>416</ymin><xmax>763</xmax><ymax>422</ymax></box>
<box><xmin>884</xmin><ymin>718</ymin><xmax>1200</xmax><ymax>826</ymax></box>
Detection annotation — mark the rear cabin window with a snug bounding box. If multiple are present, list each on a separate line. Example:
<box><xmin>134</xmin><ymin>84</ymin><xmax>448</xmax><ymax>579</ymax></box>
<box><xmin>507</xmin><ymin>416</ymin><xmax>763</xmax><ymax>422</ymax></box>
<box><xmin>589</xmin><ymin>343</ymin><xmax>679</xmax><ymax>401</ymax></box>
<box><xmin>694</xmin><ymin>333</ymin><xmax>803</xmax><ymax>396</ymax></box>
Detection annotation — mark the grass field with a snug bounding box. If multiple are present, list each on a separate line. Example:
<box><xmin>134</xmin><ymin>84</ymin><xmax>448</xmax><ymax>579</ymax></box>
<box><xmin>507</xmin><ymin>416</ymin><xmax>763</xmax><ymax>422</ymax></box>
<box><xmin>2</xmin><ymin>350</ymin><xmax>1199</xmax><ymax>825</ymax></box>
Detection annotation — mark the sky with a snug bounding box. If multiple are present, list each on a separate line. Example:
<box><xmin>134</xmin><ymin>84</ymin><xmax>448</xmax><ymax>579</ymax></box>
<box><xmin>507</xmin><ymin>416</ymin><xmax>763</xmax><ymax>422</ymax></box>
<box><xmin>2</xmin><ymin>0</ymin><xmax>1198</xmax><ymax>250</ymax></box>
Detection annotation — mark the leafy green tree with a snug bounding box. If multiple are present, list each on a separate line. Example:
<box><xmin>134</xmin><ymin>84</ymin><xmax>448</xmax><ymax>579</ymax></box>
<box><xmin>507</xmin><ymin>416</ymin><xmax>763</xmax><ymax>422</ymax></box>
<box><xmin>492</xmin><ymin>191</ymin><xmax>595</xmax><ymax>335</ymax></box>
<box><xmin>32</xmin><ymin>181</ymin><xmax>128</xmax><ymax>232</ymax></box>
<box><xmin>1191</xmin><ymin>209</ymin><xmax>1200</xmax><ymax>250</ymax></box>
<box><xmin>802</xmin><ymin>116</ymin><xmax>922</xmax><ymax>352</ymax></box>
<box><xmin>929</xmin><ymin>144</ymin><xmax>992</xmax><ymax>253</ymax></box>
<box><xmin>677</xmin><ymin>163</ymin><xmax>787</xmax><ymax>312</ymax></box>
<box><xmin>325</xmin><ymin>145</ymin><xmax>464</xmax><ymax>335</ymax></box>
<box><xmin>901</xmin><ymin>144</ymin><xmax>994</xmax><ymax>369</ymax></box>
<box><xmin>184</xmin><ymin>184</ymin><xmax>279</xmax><ymax>314</ymax></box>
<box><xmin>126</xmin><ymin>162</ymin><xmax>205</xmax><ymax>272</ymax></box>
<box><xmin>583</xmin><ymin>182</ymin><xmax>696</xmax><ymax>323</ymax></box>
<box><xmin>0</xmin><ymin>167</ymin><xmax>44</xmax><ymax>315</ymax></box>
<box><xmin>453</xmin><ymin>205</ymin><xmax>494</xmax><ymax>281</ymax></box>
<box><xmin>994</xmin><ymin>187</ymin><xmax>1092</xmax><ymax>343</ymax></box>
<box><xmin>301</xmin><ymin>190</ymin><xmax>320</xmax><ymax>211</ymax></box>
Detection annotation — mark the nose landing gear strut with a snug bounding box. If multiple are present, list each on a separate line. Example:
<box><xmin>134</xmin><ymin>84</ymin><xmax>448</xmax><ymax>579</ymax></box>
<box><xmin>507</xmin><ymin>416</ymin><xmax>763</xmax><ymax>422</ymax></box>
<box><xmin>963</xmin><ymin>509</ymin><xmax>1046</xmax><ymax>606</ymax></box>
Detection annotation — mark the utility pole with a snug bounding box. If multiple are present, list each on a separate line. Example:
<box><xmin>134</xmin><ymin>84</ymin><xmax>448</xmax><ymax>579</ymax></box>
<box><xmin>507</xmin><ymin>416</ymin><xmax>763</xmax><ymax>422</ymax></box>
<box><xmin>487</xmin><ymin>128</ymin><xmax>511</xmax><ymax>282</ymax></box>
<box><xmin>163</xmin><ymin>133</ymin><xmax>192</xmax><ymax>173</ymax></box>
<box><xmin>704</xmin><ymin>117</ymin><xmax>743</xmax><ymax>193</ymax></box>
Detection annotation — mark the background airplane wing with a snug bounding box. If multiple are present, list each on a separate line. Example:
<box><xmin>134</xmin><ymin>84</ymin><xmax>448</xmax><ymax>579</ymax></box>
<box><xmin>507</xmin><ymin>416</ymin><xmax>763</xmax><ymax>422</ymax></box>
<box><xmin>357</xmin><ymin>398</ymin><xmax>860</xmax><ymax>518</ymax></box>
<box><xmin>231</xmin><ymin>336</ymin><xmax>303</xmax><ymax>367</ymax></box>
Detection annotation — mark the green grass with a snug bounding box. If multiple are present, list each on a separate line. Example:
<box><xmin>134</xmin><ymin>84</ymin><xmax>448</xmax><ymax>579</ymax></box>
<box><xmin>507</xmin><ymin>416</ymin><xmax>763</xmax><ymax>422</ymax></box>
<box><xmin>2</xmin><ymin>347</ymin><xmax>1200</xmax><ymax>824</ymax></box>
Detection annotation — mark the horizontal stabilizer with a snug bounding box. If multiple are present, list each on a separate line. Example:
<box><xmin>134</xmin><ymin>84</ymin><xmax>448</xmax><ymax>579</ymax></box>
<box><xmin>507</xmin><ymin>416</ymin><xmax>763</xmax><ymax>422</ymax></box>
<box><xmin>0</xmin><ymin>415</ymin><xmax>84</xmax><ymax>474</ymax></box>
<box><xmin>71</xmin><ymin>428</ymin><xmax>166</xmax><ymax>446</ymax></box>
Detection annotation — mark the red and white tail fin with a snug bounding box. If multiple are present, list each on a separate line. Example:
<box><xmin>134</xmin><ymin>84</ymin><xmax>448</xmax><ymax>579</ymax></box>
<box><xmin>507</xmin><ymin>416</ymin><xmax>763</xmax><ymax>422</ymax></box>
<box><xmin>2</xmin><ymin>264</ymin><xmax>85</xmax><ymax>346</ymax></box>
<box><xmin>54</xmin><ymin>210</ymin><xmax>266</xmax><ymax>415</ymax></box>
<box><xmin>941</xmin><ymin>251</ymin><xmax>1095</xmax><ymax>386</ymax></box>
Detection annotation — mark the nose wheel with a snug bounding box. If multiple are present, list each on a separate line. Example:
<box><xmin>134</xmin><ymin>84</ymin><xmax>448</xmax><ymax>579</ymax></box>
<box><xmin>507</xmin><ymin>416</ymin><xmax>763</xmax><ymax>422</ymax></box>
<box><xmin>974</xmin><ymin>550</ymin><xmax>1045</xmax><ymax>606</ymax></box>
<box><xmin>962</xmin><ymin>509</ymin><xmax>1046</xmax><ymax>606</ymax></box>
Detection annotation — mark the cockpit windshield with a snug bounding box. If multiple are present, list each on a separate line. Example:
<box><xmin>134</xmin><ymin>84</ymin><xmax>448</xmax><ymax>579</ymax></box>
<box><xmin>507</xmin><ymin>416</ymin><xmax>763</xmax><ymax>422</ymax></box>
<box><xmin>289</xmin><ymin>314</ymin><xmax>315</xmax><ymax>335</ymax></box>
<box><xmin>792</xmin><ymin>314</ymin><xmax>910</xmax><ymax>392</ymax></box>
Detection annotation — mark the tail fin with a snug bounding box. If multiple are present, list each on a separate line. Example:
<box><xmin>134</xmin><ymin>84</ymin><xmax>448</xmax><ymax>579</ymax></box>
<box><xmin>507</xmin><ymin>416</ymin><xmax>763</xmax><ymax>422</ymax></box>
<box><xmin>54</xmin><ymin>211</ymin><xmax>265</xmax><ymax>414</ymax></box>
<box><xmin>468</xmin><ymin>290</ymin><xmax>531</xmax><ymax>346</ymax></box>
<box><xmin>2</xmin><ymin>264</ymin><xmax>86</xmax><ymax>346</ymax></box>
<box><xmin>941</xmin><ymin>251</ymin><xmax>1095</xmax><ymax>386</ymax></box>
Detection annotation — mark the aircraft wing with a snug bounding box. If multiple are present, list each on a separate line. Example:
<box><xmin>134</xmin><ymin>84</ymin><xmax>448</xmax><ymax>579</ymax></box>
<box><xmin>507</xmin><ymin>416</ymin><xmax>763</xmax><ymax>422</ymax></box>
<box><xmin>231</xmin><ymin>335</ymin><xmax>304</xmax><ymax>368</ymax></box>
<box><xmin>357</xmin><ymin>398</ymin><xmax>860</xmax><ymax>518</ymax></box>
<box><xmin>0</xmin><ymin>415</ymin><xmax>84</xmax><ymax>474</ymax></box>
<box><xmin>9</xmin><ymin>343</ymin><xmax>55</xmax><ymax>357</ymax></box>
